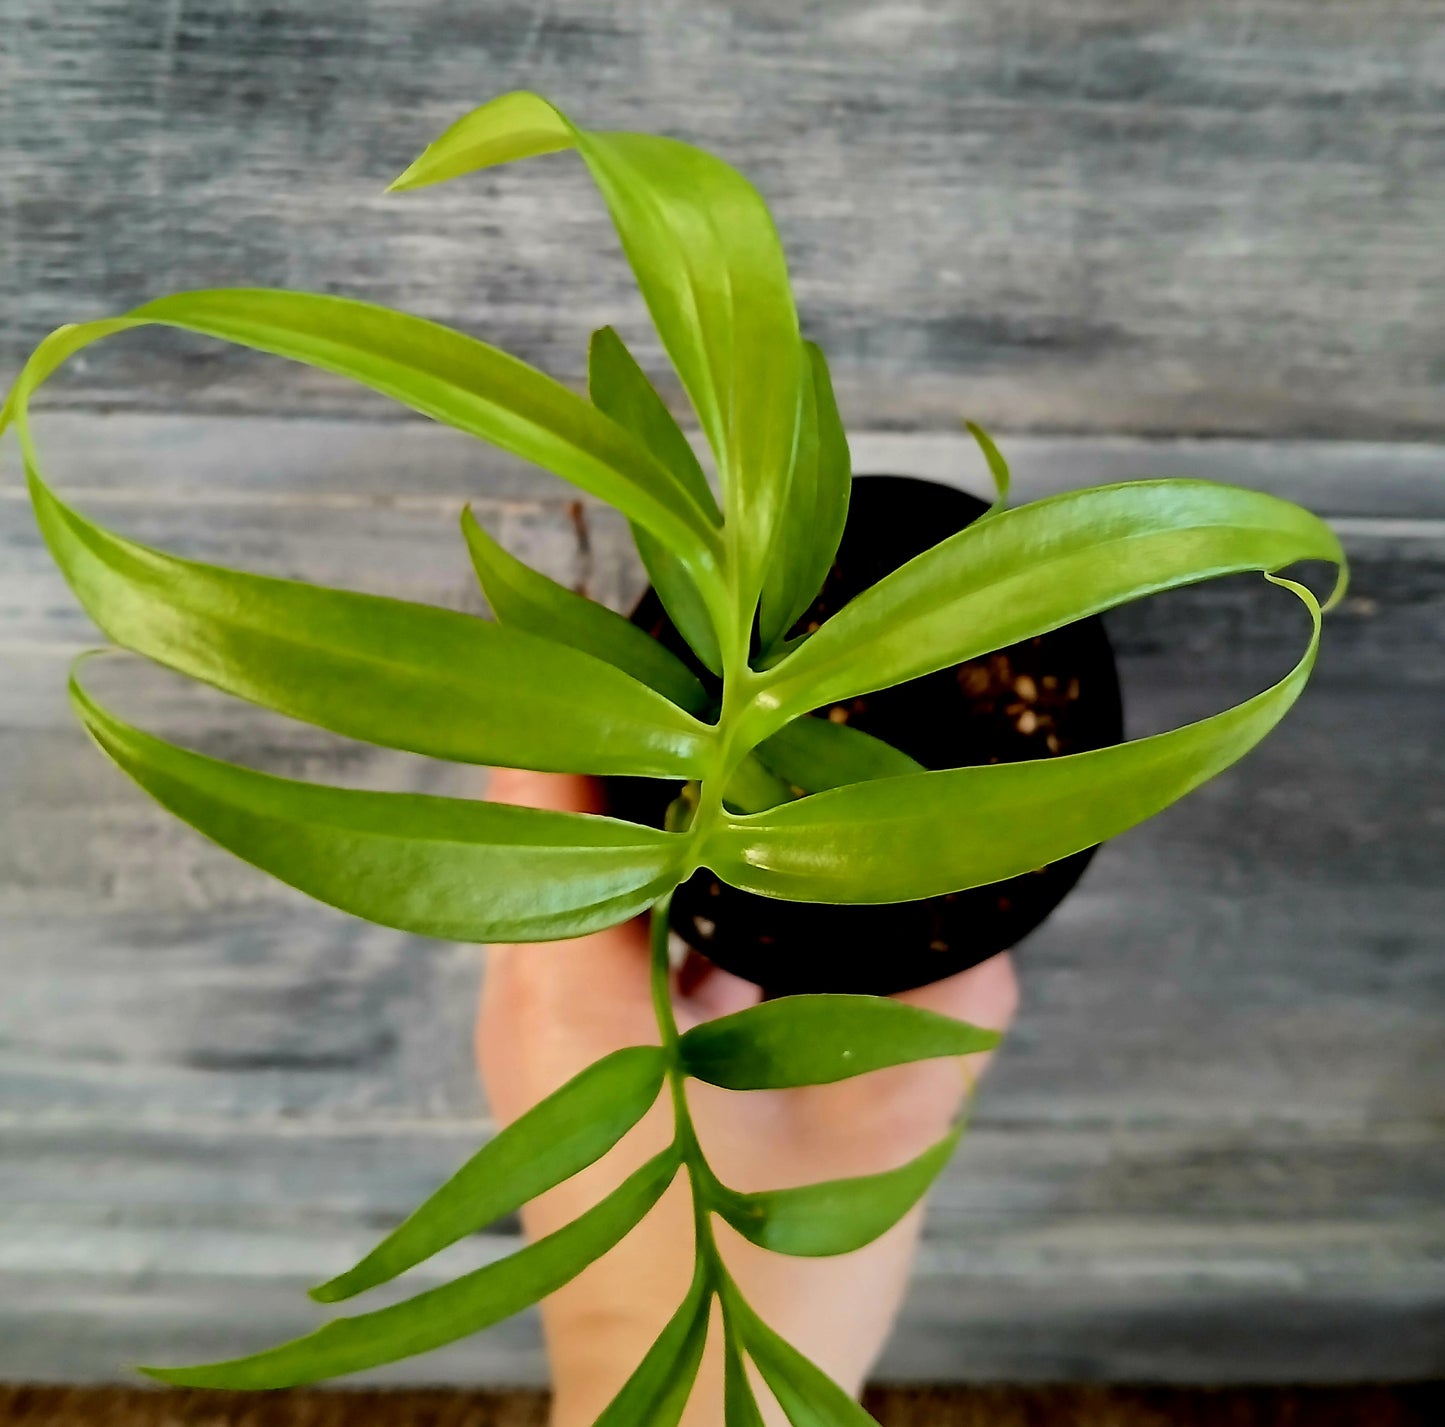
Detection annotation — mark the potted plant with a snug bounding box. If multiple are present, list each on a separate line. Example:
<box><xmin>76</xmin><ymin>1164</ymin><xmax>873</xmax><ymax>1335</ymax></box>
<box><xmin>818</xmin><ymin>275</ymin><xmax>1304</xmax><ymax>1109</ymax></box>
<box><xmin>1</xmin><ymin>92</ymin><xmax>1346</xmax><ymax>1423</ymax></box>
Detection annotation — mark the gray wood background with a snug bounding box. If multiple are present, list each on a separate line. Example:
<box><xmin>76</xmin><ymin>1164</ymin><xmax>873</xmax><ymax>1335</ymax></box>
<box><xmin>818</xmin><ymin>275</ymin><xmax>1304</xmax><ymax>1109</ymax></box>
<box><xmin>1</xmin><ymin>0</ymin><xmax>1442</xmax><ymax>1391</ymax></box>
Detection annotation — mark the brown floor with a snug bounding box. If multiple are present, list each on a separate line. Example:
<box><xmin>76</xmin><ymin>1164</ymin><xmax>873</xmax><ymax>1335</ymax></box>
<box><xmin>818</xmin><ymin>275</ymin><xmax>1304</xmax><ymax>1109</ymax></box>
<box><xmin>2</xmin><ymin>1385</ymin><xmax>1442</xmax><ymax>1426</ymax></box>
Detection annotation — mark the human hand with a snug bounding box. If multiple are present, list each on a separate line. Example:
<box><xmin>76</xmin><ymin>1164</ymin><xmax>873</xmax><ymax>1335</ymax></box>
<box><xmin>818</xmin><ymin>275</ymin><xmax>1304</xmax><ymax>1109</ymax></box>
<box><xmin>479</xmin><ymin>769</ymin><xmax>1019</xmax><ymax>1426</ymax></box>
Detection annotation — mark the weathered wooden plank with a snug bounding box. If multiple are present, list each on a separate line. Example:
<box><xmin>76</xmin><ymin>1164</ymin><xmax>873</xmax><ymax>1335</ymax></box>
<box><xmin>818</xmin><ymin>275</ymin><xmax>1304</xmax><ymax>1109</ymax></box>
<box><xmin>1</xmin><ymin>2</ymin><xmax>1443</xmax><ymax>437</ymax></box>
<box><xmin>5</xmin><ymin>651</ymin><xmax>1441</xmax><ymax>1123</ymax></box>
<box><xmin>9</xmin><ymin>413</ymin><xmax>1445</xmax><ymax>512</ymax></box>
<box><xmin>5</xmin><ymin>420</ymin><xmax>1442</xmax><ymax>675</ymax></box>
<box><xmin>2</xmin><ymin>1113</ymin><xmax>1442</xmax><ymax>1383</ymax></box>
<box><xmin>2</xmin><ymin>1111</ymin><xmax>1442</xmax><ymax>1383</ymax></box>
<box><xmin>1</xmin><ymin>422</ymin><xmax>1441</xmax><ymax>1382</ymax></box>
<box><xmin>0</xmin><ymin>492</ymin><xmax>591</xmax><ymax>648</ymax></box>
<box><xmin>2</xmin><ymin>651</ymin><xmax>1441</xmax><ymax>1380</ymax></box>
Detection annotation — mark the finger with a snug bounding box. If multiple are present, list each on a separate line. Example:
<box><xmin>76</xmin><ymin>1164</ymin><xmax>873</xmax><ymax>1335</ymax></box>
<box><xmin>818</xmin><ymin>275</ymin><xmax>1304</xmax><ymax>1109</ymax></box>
<box><xmin>486</xmin><ymin>766</ymin><xmax>605</xmax><ymax>815</ymax></box>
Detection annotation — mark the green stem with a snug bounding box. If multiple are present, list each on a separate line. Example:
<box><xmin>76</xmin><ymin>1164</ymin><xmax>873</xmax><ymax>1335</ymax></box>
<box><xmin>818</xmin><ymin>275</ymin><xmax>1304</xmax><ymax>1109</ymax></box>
<box><xmin>648</xmin><ymin>888</ymin><xmax>725</xmax><ymax>1286</ymax></box>
<box><xmin>649</xmin><ymin>885</ymin><xmax>682</xmax><ymax>1058</ymax></box>
<box><xmin>645</xmin><ymin>556</ymin><xmax>766</xmax><ymax>1357</ymax></box>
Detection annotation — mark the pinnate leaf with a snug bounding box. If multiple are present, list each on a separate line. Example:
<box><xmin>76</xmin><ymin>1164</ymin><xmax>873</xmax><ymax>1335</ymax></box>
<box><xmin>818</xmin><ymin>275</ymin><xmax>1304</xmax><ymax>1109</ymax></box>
<box><xmin>3</xmin><ymin>290</ymin><xmax>722</xmax><ymax>576</ymax></box>
<box><xmin>587</xmin><ymin>324</ymin><xmax>723</xmax><ymax>674</ymax></box>
<box><xmin>313</xmin><ymin>1046</ymin><xmax>667</xmax><ymax>1302</ymax></box>
<box><xmin>679</xmin><ymin>996</ymin><xmax>999</xmax><ymax>1090</ymax></box>
<box><xmin>592</xmin><ymin>1264</ymin><xmax>712</xmax><ymax>1425</ymax></box>
<box><xmin>73</xmin><ymin>671</ymin><xmax>686</xmax><ymax>942</ymax></box>
<box><xmin>712</xmin><ymin>1128</ymin><xmax>960</xmax><ymax>1257</ymax></box>
<box><xmin>759</xmin><ymin>341</ymin><xmax>851</xmax><ymax>649</ymax></box>
<box><xmin>724</xmin><ymin>1286</ymin><xmax>875</xmax><ymax>1426</ymax></box>
<box><xmin>461</xmin><ymin>506</ymin><xmax>710</xmax><ymax>717</ymax></box>
<box><xmin>964</xmin><ymin>419</ymin><xmax>1010</xmax><ymax>512</ymax></box>
<box><xmin>722</xmin><ymin>754</ymin><xmax>797</xmax><ymax>814</ymax></box>
<box><xmin>755</xmin><ymin>714</ymin><xmax>922</xmax><ymax>794</ymax></box>
<box><xmin>142</xmin><ymin>1149</ymin><xmax>679</xmax><ymax>1388</ymax></box>
<box><xmin>586</xmin><ymin>326</ymin><xmax>717</xmax><ymax>517</ymax></box>
<box><xmin>30</xmin><ymin>470</ymin><xmax>710</xmax><ymax>778</ymax></box>
<box><xmin>711</xmin><ymin>579</ymin><xmax>1323</xmax><ymax>904</ymax></box>
<box><xmin>390</xmin><ymin>90</ymin><xmax>803</xmax><ymax>609</ymax></box>
<box><xmin>749</xmin><ymin>479</ymin><xmax>1346</xmax><ymax>734</ymax></box>
<box><xmin>724</xmin><ymin>1333</ymin><xmax>769</xmax><ymax>1427</ymax></box>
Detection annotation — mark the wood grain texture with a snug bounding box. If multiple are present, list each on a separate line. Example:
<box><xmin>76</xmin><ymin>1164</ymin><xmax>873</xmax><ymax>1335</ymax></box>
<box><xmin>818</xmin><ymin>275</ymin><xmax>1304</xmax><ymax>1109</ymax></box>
<box><xmin>1</xmin><ymin>414</ymin><xmax>1442</xmax><ymax>1383</ymax></box>
<box><xmin>1</xmin><ymin>1</ymin><xmax>1443</xmax><ymax>437</ymax></box>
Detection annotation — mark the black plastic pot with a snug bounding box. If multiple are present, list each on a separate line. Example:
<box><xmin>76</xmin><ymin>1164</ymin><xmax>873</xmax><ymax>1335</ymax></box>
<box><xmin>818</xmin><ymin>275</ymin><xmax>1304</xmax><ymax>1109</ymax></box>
<box><xmin>606</xmin><ymin>474</ymin><xmax>1124</xmax><ymax>996</ymax></box>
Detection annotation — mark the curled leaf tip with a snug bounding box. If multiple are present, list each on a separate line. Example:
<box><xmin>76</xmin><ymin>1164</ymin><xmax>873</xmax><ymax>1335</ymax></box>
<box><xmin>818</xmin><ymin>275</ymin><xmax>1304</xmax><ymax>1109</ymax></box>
<box><xmin>963</xmin><ymin>418</ymin><xmax>1010</xmax><ymax>511</ymax></box>
<box><xmin>1322</xmin><ymin>554</ymin><xmax>1351</xmax><ymax>612</ymax></box>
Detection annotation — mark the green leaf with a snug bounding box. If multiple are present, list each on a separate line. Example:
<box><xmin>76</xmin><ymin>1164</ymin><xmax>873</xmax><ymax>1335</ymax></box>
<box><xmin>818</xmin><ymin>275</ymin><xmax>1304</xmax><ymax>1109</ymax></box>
<box><xmin>724</xmin><ymin>1285</ymin><xmax>875</xmax><ymax>1427</ymax></box>
<box><xmin>713</xmin><ymin>578</ymin><xmax>1323</xmax><ymax>904</ymax></box>
<box><xmin>712</xmin><ymin>1128</ymin><xmax>960</xmax><ymax>1257</ymax></box>
<box><xmin>724</xmin><ymin>1331</ymin><xmax>769</xmax><ymax>1427</ymax></box>
<box><xmin>72</xmin><ymin>671</ymin><xmax>688</xmax><ymax>942</ymax></box>
<box><xmin>587</xmin><ymin>325</ymin><xmax>723</xmax><ymax>674</ymax></box>
<box><xmin>28</xmin><ymin>471</ymin><xmax>711</xmax><ymax>778</ymax></box>
<box><xmin>390</xmin><ymin>90</ymin><xmax>804</xmax><ymax>611</ymax></box>
<box><xmin>723</xmin><ymin>754</ymin><xmax>797</xmax><ymax>815</ymax></box>
<box><xmin>460</xmin><ymin>506</ymin><xmax>710</xmax><ymax>718</ymax></box>
<box><xmin>313</xmin><ymin>1045</ymin><xmax>667</xmax><ymax>1303</ymax></box>
<box><xmin>2</xmin><ymin>291</ymin><xmax>723</xmax><ymax>585</ymax></box>
<box><xmin>755</xmin><ymin>714</ymin><xmax>923</xmax><ymax>795</ymax></box>
<box><xmin>747</xmin><ymin>480</ymin><xmax>1346</xmax><ymax>736</ymax></box>
<box><xmin>678</xmin><ymin>996</ymin><xmax>999</xmax><ymax>1090</ymax></box>
<box><xmin>142</xmin><ymin>1148</ymin><xmax>680</xmax><ymax>1389</ymax></box>
<box><xmin>964</xmin><ymin>419</ymin><xmax>1010</xmax><ymax>512</ymax></box>
<box><xmin>636</xmin><ymin>529</ymin><xmax>725</xmax><ymax>676</ymax></box>
<box><xmin>593</xmin><ymin>1263</ymin><xmax>712</xmax><ymax>1426</ymax></box>
<box><xmin>760</xmin><ymin>342</ymin><xmax>852</xmax><ymax>649</ymax></box>
<box><xmin>586</xmin><ymin>326</ymin><xmax>718</xmax><ymax>518</ymax></box>
<box><xmin>386</xmin><ymin>89</ymin><xmax>577</xmax><ymax>188</ymax></box>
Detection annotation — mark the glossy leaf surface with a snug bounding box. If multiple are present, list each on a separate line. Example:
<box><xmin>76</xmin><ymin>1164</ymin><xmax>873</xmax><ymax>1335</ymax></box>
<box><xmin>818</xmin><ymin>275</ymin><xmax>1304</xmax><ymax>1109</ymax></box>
<box><xmin>713</xmin><ymin>1128</ymin><xmax>960</xmax><ymax>1257</ymax></box>
<box><xmin>313</xmin><ymin>1046</ymin><xmax>667</xmax><ymax>1302</ymax></box>
<box><xmin>759</xmin><ymin>341</ymin><xmax>851</xmax><ymax>649</ymax></box>
<box><xmin>587</xmin><ymin>325</ymin><xmax>723</xmax><ymax>673</ymax></box>
<box><xmin>461</xmin><ymin>506</ymin><xmax>710</xmax><ymax>718</ymax></box>
<box><xmin>3</xmin><ymin>290</ymin><xmax>721</xmax><ymax>578</ymax></box>
<box><xmin>749</xmin><ymin>480</ymin><xmax>1345</xmax><ymax>734</ymax></box>
<box><xmin>679</xmin><ymin>996</ymin><xmax>999</xmax><ymax>1091</ymax></box>
<box><xmin>73</xmin><ymin>674</ymin><xmax>687</xmax><ymax>942</ymax></box>
<box><xmin>593</xmin><ymin>1266</ymin><xmax>712</xmax><ymax>1426</ymax></box>
<box><xmin>31</xmin><ymin>471</ymin><xmax>710</xmax><ymax>778</ymax></box>
<box><xmin>755</xmin><ymin>714</ymin><xmax>923</xmax><ymax>794</ymax></box>
<box><xmin>390</xmin><ymin>90</ymin><xmax>803</xmax><ymax>608</ymax></box>
<box><xmin>964</xmin><ymin>419</ymin><xmax>1010</xmax><ymax>512</ymax></box>
<box><xmin>586</xmin><ymin>326</ymin><xmax>718</xmax><ymax>518</ymax></box>
<box><xmin>142</xmin><ymin>1149</ymin><xmax>679</xmax><ymax>1388</ymax></box>
<box><xmin>713</xmin><ymin>579</ymin><xmax>1322</xmax><ymax>904</ymax></box>
<box><xmin>723</xmin><ymin>755</ymin><xmax>797</xmax><ymax>814</ymax></box>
